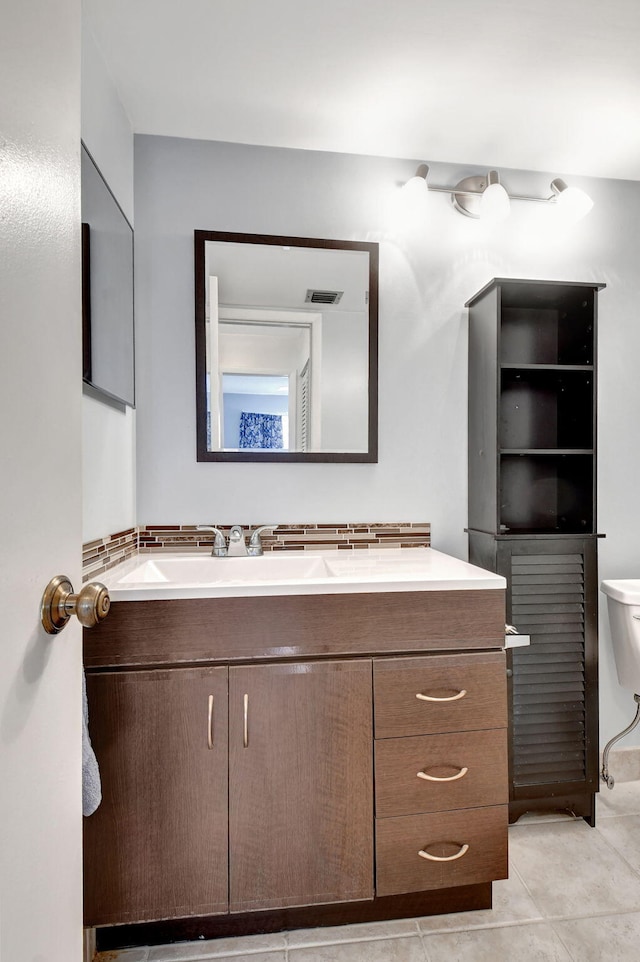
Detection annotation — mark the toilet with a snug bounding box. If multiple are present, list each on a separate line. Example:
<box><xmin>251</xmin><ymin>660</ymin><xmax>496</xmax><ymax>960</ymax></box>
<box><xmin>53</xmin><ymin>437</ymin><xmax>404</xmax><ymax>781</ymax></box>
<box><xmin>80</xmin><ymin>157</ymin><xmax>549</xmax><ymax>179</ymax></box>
<box><xmin>601</xmin><ymin>579</ymin><xmax>640</xmax><ymax>693</ymax></box>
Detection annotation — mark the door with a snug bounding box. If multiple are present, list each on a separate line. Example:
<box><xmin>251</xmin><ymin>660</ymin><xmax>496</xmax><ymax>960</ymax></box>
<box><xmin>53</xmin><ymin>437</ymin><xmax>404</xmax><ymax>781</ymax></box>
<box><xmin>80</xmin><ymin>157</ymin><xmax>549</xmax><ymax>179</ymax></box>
<box><xmin>1</xmin><ymin>3</ymin><xmax>83</xmax><ymax>960</ymax></box>
<box><xmin>229</xmin><ymin>659</ymin><xmax>374</xmax><ymax>913</ymax></box>
<box><xmin>83</xmin><ymin>667</ymin><xmax>229</xmax><ymax>924</ymax></box>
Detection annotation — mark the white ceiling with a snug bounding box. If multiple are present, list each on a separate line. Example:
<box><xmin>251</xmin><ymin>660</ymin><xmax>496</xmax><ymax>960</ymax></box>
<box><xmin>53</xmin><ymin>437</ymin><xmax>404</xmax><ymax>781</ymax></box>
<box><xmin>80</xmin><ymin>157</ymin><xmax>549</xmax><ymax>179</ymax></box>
<box><xmin>84</xmin><ymin>0</ymin><xmax>640</xmax><ymax>180</ymax></box>
<box><xmin>207</xmin><ymin>242</ymin><xmax>369</xmax><ymax>312</ymax></box>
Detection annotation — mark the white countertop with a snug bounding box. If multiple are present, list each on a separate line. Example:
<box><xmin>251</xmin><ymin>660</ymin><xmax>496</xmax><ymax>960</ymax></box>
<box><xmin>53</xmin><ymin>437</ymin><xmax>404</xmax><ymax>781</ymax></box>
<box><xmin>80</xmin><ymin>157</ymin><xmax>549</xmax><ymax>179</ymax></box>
<box><xmin>99</xmin><ymin>547</ymin><xmax>506</xmax><ymax>602</ymax></box>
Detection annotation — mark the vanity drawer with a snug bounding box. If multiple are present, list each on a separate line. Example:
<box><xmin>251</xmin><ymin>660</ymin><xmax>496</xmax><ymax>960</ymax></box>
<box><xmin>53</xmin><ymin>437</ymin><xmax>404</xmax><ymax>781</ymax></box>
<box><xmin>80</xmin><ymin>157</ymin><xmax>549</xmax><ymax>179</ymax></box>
<box><xmin>373</xmin><ymin>652</ymin><xmax>506</xmax><ymax>738</ymax></box>
<box><xmin>375</xmin><ymin>805</ymin><xmax>508</xmax><ymax>896</ymax></box>
<box><xmin>375</xmin><ymin>728</ymin><xmax>508</xmax><ymax>818</ymax></box>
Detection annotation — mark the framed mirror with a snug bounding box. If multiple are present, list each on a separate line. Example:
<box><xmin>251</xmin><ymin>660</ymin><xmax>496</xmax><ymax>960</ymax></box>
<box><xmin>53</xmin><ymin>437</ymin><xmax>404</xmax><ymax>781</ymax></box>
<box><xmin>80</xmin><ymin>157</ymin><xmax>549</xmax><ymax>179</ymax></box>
<box><xmin>194</xmin><ymin>231</ymin><xmax>378</xmax><ymax>462</ymax></box>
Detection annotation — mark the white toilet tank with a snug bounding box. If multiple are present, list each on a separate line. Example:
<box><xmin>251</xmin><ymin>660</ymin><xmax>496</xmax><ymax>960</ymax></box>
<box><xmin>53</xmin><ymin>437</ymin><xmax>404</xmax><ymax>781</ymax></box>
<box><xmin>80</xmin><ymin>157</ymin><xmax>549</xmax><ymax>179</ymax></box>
<box><xmin>601</xmin><ymin>579</ymin><xmax>640</xmax><ymax>693</ymax></box>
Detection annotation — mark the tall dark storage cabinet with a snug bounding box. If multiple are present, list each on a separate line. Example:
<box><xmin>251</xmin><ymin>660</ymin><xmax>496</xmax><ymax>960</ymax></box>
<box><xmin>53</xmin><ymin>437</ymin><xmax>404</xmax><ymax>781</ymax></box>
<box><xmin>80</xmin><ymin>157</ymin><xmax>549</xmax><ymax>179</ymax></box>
<box><xmin>466</xmin><ymin>278</ymin><xmax>605</xmax><ymax>825</ymax></box>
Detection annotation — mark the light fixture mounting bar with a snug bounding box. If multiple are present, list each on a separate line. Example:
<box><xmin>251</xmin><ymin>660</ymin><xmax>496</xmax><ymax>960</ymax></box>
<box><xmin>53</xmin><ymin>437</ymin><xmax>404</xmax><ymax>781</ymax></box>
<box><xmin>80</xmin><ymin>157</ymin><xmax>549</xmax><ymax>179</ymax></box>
<box><xmin>426</xmin><ymin>184</ymin><xmax>552</xmax><ymax>204</ymax></box>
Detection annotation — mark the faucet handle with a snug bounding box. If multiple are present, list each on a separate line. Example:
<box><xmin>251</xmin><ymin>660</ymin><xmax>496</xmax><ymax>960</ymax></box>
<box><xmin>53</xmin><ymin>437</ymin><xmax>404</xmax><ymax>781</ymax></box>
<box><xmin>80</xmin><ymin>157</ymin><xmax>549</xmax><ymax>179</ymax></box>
<box><xmin>196</xmin><ymin>525</ymin><xmax>227</xmax><ymax>556</ymax></box>
<box><xmin>248</xmin><ymin>524</ymin><xmax>278</xmax><ymax>556</ymax></box>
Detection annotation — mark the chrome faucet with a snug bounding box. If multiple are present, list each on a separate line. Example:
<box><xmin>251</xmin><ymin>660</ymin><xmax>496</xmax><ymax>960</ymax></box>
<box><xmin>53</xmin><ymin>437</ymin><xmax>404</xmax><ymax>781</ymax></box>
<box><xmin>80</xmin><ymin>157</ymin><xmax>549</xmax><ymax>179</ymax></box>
<box><xmin>227</xmin><ymin>524</ymin><xmax>247</xmax><ymax>557</ymax></box>
<box><xmin>196</xmin><ymin>524</ymin><xmax>278</xmax><ymax>557</ymax></box>
<box><xmin>196</xmin><ymin>525</ymin><xmax>228</xmax><ymax>557</ymax></box>
<box><xmin>247</xmin><ymin>524</ymin><xmax>278</xmax><ymax>556</ymax></box>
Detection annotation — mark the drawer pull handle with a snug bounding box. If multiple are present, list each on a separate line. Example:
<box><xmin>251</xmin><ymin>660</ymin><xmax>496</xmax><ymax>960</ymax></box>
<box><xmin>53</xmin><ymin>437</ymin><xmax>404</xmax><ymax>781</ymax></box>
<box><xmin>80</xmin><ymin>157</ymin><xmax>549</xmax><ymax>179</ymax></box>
<box><xmin>417</xmin><ymin>767</ymin><xmax>468</xmax><ymax>782</ymax></box>
<box><xmin>243</xmin><ymin>693</ymin><xmax>249</xmax><ymax>748</ymax></box>
<box><xmin>418</xmin><ymin>843</ymin><xmax>469</xmax><ymax>862</ymax></box>
<box><xmin>416</xmin><ymin>689</ymin><xmax>467</xmax><ymax>703</ymax></box>
<box><xmin>207</xmin><ymin>694</ymin><xmax>214</xmax><ymax>749</ymax></box>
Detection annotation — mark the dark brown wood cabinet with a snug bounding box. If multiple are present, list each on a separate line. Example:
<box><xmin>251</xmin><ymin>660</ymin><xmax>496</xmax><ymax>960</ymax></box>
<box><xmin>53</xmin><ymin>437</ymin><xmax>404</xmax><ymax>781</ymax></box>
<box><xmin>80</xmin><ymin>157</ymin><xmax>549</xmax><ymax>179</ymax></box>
<box><xmin>373</xmin><ymin>652</ymin><xmax>508</xmax><ymax>897</ymax></box>
<box><xmin>84</xmin><ymin>667</ymin><xmax>229</xmax><ymax>925</ymax></box>
<box><xmin>466</xmin><ymin>278</ymin><xmax>604</xmax><ymax>824</ymax></box>
<box><xmin>84</xmin><ymin>659</ymin><xmax>373</xmax><ymax>926</ymax></box>
<box><xmin>84</xmin><ymin>585</ymin><xmax>507</xmax><ymax>947</ymax></box>
<box><xmin>228</xmin><ymin>659</ymin><xmax>373</xmax><ymax>912</ymax></box>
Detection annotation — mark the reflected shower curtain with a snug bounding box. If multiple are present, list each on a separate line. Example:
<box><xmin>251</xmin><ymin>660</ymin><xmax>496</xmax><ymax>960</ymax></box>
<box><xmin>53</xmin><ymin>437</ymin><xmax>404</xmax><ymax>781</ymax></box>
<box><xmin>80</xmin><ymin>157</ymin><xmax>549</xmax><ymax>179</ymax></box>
<box><xmin>239</xmin><ymin>412</ymin><xmax>284</xmax><ymax>449</ymax></box>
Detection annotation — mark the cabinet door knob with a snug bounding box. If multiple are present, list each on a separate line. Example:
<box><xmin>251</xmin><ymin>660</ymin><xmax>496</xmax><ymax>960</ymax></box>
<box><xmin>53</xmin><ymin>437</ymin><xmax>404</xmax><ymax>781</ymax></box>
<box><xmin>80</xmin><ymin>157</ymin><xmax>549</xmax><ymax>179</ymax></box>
<box><xmin>417</xmin><ymin>766</ymin><xmax>468</xmax><ymax>782</ymax></box>
<box><xmin>41</xmin><ymin>575</ymin><xmax>110</xmax><ymax>634</ymax></box>
<box><xmin>418</xmin><ymin>843</ymin><xmax>469</xmax><ymax>862</ymax></box>
<box><xmin>416</xmin><ymin>689</ymin><xmax>467</xmax><ymax>703</ymax></box>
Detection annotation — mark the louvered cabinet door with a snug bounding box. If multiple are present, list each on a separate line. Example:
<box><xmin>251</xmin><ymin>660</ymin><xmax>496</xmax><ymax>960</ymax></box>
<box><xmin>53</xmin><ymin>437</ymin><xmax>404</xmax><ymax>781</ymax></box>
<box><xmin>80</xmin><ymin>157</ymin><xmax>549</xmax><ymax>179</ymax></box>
<box><xmin>500</xmin><ymin>537</ymin><xmax>599</xmax><ymax>819</ymax></box>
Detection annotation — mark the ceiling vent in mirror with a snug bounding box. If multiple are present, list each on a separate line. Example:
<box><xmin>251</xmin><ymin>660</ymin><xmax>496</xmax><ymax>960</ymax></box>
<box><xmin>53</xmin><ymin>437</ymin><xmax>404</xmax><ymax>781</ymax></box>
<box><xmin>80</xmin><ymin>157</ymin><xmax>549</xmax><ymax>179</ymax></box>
<box><xmin>305</xmin><ymin>289</ymin><xmax>343</xmax><ymax>305</ymax></box>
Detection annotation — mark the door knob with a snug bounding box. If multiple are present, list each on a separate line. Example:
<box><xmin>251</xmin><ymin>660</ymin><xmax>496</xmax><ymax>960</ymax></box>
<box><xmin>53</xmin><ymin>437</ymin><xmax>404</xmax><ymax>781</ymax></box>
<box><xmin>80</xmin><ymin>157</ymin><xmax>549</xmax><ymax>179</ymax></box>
<box><xmin>41</xmin><ymin>575</ymin><xmax>110</xmax><ymax>635</ymax></box>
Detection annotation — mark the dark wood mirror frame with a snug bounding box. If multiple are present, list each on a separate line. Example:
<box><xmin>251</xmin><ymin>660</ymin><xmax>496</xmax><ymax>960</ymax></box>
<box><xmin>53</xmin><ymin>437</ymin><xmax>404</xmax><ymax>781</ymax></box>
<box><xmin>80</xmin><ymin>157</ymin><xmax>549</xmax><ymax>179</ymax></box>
<box><xmin>194</xmin><ymin>230</ymin><xmax>379</xmax><ymax>463</ymax></box>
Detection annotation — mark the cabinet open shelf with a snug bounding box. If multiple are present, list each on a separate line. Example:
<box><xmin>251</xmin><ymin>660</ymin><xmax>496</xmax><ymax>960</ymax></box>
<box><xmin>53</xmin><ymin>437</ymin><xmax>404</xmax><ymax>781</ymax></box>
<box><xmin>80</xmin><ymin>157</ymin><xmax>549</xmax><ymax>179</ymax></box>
<box><xmin>500</xmin><ymin>367</ymin><xmax>594</xmax><ymax>451</ymax></box>
<box><xmin>499</xmin><ymin>283</ymin><xmax>595</xmax><ymax>367</ymax></box>
<box><xmin>500</xmin><ymin>452</ymin><xmax>593</xmax><ymax>534</ymax></box>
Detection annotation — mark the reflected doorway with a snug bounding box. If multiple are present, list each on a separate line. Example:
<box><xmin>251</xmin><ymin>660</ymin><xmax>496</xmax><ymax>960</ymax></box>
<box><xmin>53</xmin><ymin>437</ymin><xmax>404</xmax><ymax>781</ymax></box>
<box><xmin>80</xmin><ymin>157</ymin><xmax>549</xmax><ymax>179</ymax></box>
<box><xmin>221</xmin><ymin>373</ymin><xmax>290</xmax><ymax>451</ymax></box>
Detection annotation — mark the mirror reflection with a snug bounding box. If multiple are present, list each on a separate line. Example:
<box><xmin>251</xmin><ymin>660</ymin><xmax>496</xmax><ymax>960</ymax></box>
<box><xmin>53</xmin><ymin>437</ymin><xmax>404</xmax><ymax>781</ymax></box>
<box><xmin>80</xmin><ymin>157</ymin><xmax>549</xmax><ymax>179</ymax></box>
<box><xmin>195</xmin><ymin>232</ymin><xmax>378</xmax><ymax>462</ymax></box>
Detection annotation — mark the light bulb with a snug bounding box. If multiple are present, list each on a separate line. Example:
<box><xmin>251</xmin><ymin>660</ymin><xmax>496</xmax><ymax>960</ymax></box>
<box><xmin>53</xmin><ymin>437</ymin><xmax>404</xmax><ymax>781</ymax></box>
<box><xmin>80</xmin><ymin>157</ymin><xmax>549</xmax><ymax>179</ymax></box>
<box><xmin>481</xmin><ymin>182</ymin><xmax>511</xmax><ymax>223</ymax></box>
<box><xmin>402</xmin><ymin>163</ymin><xmax>429</xmax><ymax>199</ymax></box>
<box><xmin>479</xmin><ymin>170</ymin><xmax>510</xmax><ymax>223</ymax></box>
<box><xmin>551</xmin><ymin>178</ymin><xmax>594</xmax><ymax>222</ymax></box>
<box><xmin>402</xmin><ymin>174</ymin><xmax>428</xmax><ymax>199</ymax></box>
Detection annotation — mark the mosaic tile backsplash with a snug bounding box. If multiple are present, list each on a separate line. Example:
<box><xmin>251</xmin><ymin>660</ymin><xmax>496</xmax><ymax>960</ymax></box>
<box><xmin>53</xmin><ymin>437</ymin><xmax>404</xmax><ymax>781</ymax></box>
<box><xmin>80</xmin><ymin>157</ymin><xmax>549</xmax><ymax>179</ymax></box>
<box><xmin>83</xmin><ymin>523</ymin><xmax>431</xmax><ymax>579</ymax></box>
<box><xmin>82</xmin><ymin>527</ymin><xmax>138</xmax><ymax>581</ymax></box>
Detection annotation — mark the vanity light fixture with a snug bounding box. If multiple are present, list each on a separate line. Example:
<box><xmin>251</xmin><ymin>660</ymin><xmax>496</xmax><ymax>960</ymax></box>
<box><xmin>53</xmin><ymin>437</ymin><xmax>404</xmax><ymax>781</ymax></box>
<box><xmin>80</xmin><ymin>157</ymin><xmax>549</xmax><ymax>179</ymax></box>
<box><xmin>406</xmin><ymin>165</ymin><xmax>594</xmax><ymax>221</ymax></box>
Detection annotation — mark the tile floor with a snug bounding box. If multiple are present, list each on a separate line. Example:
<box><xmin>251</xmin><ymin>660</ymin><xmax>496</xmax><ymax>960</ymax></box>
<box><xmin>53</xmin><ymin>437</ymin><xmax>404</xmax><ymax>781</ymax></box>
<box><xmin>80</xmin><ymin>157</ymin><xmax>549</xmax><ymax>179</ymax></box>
<box><xmin>101</xmin><ymin>781</ymin><xmax>640</xmax><ymax>962</ymax></box>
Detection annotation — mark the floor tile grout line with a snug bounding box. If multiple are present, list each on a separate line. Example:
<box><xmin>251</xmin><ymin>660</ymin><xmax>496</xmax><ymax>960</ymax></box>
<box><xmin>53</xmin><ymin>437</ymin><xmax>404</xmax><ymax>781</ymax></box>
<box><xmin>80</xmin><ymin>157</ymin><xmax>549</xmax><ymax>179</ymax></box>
<box><xmin>592</xmin><ymin>822</ymin><xmax>640</xmax><ymax>881</ymax></box>
<box><xmin>418</xmin><ymin>917</ymin><xmax>546</xmax><ymax>936</ymax></box>
<box><xmin>418</xmin><ymin>930</ymin><xmax>433</xmax><ymax>962</ymax></box>
<box><xmin>507</xmin><ymin>858</ymin><xmax>551</xmax><ymax>920</ymax></box>
<box><xmin>540</xmin><ymin>906</ymin><xmax>640</xmax><ymax>923</ymax></box>
<box><xmin>421</xmin><ymin>918</ymin><xmax>565</xmax><ymax>938</ymax></box>
<box><xmin>549</xmin><ymin>918</ymin><xmax>583</xmax><ymax>962</ymax></box>
<box><xmin>419</xmin><ymin>919</ymin><xmax>586</xmax><ymax>960</ymax></box>
<box><xmin>285</xmin><ymin>930</ymin><xmax>425</xmax><ymax>950</ymax></box>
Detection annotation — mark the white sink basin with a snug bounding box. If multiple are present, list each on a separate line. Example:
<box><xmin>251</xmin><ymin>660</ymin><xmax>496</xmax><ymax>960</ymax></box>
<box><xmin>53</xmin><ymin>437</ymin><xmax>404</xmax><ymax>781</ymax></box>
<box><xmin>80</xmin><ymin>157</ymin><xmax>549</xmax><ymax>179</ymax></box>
<box><xmin>117</xmin><ymin>553</ymin><xmax>331</xmax><ymax>585</ymax></box>
<box><xmin>103</xmin><ymin>548</ymin><xmax>506</xmax><ymax>601</ymax></box>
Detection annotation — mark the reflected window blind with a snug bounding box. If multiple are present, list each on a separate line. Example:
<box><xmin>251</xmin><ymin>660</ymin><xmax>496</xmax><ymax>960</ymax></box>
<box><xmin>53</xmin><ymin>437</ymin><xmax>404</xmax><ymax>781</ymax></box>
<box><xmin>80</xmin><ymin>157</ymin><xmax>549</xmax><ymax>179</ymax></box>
<box><xmin>298</xmin><ymin>362</ymin><xmax>310</xmax><ymax>452</ymax></box>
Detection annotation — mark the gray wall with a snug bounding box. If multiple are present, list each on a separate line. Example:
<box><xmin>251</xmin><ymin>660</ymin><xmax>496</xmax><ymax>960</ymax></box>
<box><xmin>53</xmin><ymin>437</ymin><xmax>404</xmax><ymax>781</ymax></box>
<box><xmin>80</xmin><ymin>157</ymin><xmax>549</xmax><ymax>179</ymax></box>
<box><xmin>134</xmin><ymin>133</ymin><xmax>640</xmax><ymax>748</ymax></box>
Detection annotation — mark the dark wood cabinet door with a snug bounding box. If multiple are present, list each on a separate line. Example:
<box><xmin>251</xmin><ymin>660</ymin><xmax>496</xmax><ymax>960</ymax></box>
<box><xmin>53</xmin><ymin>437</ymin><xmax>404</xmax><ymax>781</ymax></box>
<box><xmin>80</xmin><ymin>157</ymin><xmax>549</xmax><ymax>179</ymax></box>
<box><xmin>500</xmin><ymin>537</ymin><xmax>600</xmax><ymax>817</ymax></box>
<box><xmin>229</xmin><ymin>659</ymin><xmax>373</xmax><ymax>913</ymax></box>
<box><xmin>83</xmin><ymin>666</ymin><xmax>229</xmax><ymax>925</ymax></box>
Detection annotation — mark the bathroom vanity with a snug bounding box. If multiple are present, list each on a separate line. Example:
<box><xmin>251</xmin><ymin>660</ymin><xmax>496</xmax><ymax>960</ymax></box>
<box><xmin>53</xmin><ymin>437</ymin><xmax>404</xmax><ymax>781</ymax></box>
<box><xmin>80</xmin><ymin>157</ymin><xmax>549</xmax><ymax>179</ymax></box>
<box><xmin>83</xmin><ymin>549</ymin><xmax>507</xmax><ymax>947</ymax></box>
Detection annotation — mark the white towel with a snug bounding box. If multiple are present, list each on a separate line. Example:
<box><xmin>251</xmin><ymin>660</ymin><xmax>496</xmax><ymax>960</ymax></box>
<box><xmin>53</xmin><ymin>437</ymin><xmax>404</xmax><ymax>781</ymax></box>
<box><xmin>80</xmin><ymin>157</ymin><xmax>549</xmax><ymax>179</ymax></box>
<box><xmin>82</xmin><ymin>670</ymin><xmax>102</xmax><ymax>816</ymax></box>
